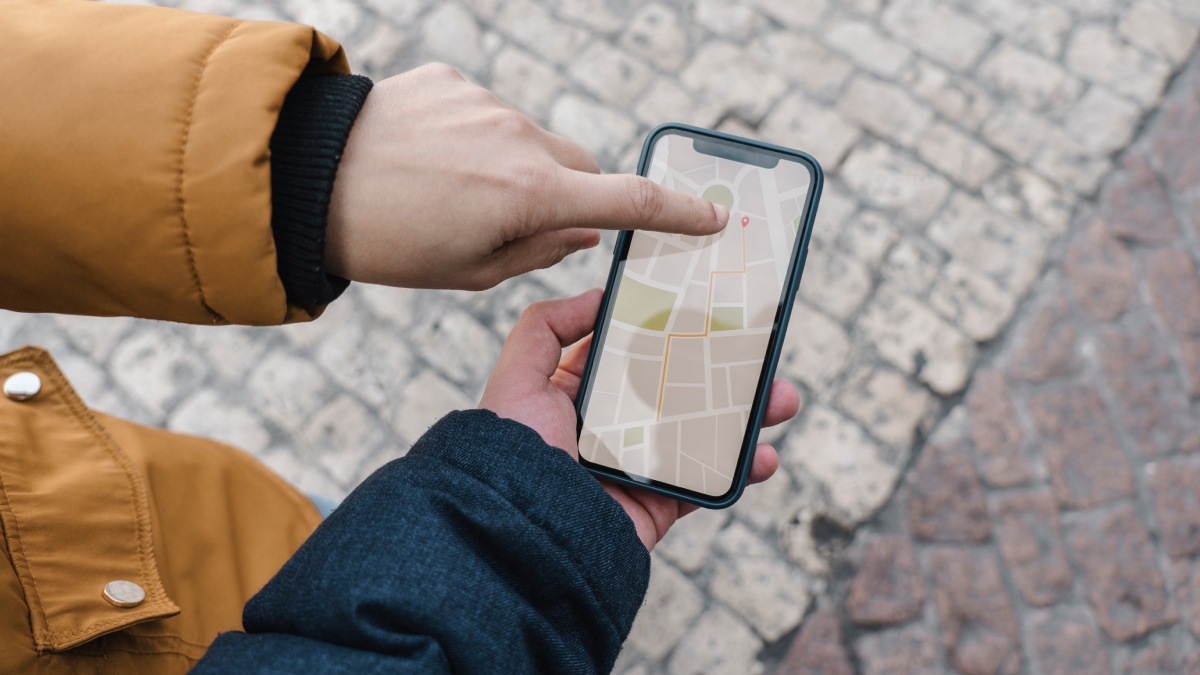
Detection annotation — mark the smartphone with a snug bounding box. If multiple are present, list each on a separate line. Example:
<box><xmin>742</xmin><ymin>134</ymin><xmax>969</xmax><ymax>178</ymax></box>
<box><xmin>574</xmin><ymin>123</ymin><xmax>822</xmax><ymax>508</ymax></box>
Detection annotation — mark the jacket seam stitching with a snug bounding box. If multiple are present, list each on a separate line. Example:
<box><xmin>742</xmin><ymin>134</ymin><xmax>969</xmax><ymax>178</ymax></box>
<box><xmin>0</xmin><ymin>350</ymin><xmax>179</xmax><ymax>650</ymax></box>
<box><xmin>176</xmin><ymin>22</ymin><xmax>239</xmax><ymax>326</ymax></box>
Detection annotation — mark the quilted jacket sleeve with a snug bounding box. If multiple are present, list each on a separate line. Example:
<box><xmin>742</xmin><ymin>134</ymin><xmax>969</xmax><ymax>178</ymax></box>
<box><xmin>0</xmin><ymin>0</ymin><xmax>348</xmax><ymax>325</ymax></box>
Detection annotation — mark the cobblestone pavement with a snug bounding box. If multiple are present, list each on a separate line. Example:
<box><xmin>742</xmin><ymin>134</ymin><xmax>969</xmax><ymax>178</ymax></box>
<box><xmin>6</xmin><ymin>0</ymin><xmax>1200</xmax><ymax>672</ymax></box>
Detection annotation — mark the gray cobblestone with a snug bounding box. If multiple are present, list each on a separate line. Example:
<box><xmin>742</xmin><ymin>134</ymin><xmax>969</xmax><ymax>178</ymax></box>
<box><xmin>1067</xmin><ymin>24</ymin><xmax>1173</xmax><ymax>107</ymax></box>
<box><xmin>881</xmin><ymin>0</ymin><xmax>993</xmax><ymax>70</ymax></box>
<box><xmin>823</xmin><ymin>19</ymin><xmax>912</xmax><ymax>78</ymax></box>
<box><xmin>838</xmin><ymin>76</ymin><xmax>933</xmax><ymax>147</ymax></box>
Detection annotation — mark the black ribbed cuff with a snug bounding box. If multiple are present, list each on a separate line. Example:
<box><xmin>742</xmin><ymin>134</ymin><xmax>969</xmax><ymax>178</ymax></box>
<box><xmin>270</xmin><ymin>74</ymin><xmax>373</xmax><ymax>307</ymax></box>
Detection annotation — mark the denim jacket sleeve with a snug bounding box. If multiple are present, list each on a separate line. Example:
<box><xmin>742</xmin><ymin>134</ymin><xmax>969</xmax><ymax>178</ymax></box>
<box><xmin>190</xmin><ymin>410</ymin><xmax>651</xmax><ymax>675</ymax></box>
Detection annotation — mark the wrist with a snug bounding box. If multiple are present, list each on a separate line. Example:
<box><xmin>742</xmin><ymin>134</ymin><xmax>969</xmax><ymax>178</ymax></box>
<box><xmin>269</xmin><ymin>74</ymin><xmax>373</xmax><ymax>307</ymax></box>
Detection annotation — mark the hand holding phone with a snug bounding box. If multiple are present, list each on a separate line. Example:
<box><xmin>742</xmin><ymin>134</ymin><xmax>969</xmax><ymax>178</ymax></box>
<box><xmin>575</xmin><ymin>125</ymin><xmax>822</xmax><ymax>508</ymax></box>
<box><xmin>479</xmin><ymin>289</ymin><xmax>800</xmax><ymax>550</ymax></box>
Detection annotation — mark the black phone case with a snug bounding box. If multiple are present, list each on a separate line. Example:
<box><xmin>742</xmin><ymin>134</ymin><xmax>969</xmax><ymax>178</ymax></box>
<box><xmin>574</xmin><ymin>123</ymin><xmax>823</xmax><ymax>508</ymax></box>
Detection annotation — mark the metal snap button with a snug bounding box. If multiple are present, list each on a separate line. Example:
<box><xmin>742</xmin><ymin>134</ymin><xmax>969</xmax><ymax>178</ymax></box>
<box><xmin>102</xmin><ymin>580</ymin><xmax>146</xmax><ymax>608</ymax></box>
<box><xmin>3</xmin><ymin>372</ymin><xmax>41</xmax><ymax>401</ymax></box>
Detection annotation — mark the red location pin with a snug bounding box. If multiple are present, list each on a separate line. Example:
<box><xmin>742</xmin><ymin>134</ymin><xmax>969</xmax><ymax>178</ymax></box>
<box><xmin>741</xmin><ymin>216</ymin><xmax>750</xmax><ymax>228</ymax></box>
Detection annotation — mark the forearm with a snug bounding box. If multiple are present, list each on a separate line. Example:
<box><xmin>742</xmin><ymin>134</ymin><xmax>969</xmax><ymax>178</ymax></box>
<box><xmin>192</xmin><ymin>410</ymin><xmax>649</xmax><ymax>674</ymax></box>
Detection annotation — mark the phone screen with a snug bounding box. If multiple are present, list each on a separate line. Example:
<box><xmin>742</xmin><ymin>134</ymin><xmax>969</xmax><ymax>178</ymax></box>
<box><xmin>577</xmin><ymin>129</ymin><xmax>816</xmax><ymax>500</ymax></box>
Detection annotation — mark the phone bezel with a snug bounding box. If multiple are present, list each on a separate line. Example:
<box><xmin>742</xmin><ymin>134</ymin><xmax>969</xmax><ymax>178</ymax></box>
<box><xmin>574</xmin><ymin>123</ymin><xmax>824</xmax><ymax>509</ymax></box>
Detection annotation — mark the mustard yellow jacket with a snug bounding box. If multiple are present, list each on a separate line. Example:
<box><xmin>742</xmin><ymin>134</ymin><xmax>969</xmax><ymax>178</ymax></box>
<box><xmin>0</xmin><ymin>1</ymin><xmax>351</xmax><ymax>672</ymax></box>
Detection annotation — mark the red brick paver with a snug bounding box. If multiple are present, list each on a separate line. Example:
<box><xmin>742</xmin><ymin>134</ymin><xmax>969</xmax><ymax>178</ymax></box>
<box><xmin>776</xmin><ymin>46</ymin><xmax>1200</xmax><ymax>675</ymax></box>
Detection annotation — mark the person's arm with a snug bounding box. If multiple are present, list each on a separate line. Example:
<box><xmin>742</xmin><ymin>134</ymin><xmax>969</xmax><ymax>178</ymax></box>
<box><xmin>2</xmin><ymin>0</ymin><xmax>729</xmax><ymax>327</ymax></box>
<box><xmin>190</xmin><ymin>292</ymin><xmax>799</xmax><ymax>673</ymax></box>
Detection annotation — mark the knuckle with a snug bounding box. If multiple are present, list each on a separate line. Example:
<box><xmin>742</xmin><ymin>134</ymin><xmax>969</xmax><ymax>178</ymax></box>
<box><xmin>628</xmin><ymin>177</ymin><xmax>665</xmax><ymax>223</ymax></box>
<box><xmin>422</xmin><ymin>62</ymin><xmax>463</xmax><ymax>80</ymax></box>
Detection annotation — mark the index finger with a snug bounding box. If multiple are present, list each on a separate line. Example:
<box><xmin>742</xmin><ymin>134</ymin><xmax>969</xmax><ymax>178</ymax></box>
<box><xmin>552</xmin><ymin>170</ymin><xmax>730</xmax><ymax>236</ymax></box>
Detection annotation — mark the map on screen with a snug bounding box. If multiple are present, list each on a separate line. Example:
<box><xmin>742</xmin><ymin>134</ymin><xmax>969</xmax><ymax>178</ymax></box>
<box><xmin>579</xmin><ymin>133</ymin><xmax>813</xmax><ymax>497</ymax></box>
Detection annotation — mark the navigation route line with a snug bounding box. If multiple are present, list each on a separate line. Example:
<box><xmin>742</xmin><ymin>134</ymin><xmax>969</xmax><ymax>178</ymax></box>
<box><xmin>653</xmin><ymin>216</ymin><xmax>749</xmax><ymax>420</ymax></box>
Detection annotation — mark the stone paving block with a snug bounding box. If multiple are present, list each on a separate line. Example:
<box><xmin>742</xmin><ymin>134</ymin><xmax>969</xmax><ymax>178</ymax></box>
<box><xmin>1006</xmin><ymin>292</ymin><xmax>1080</xmax><ymax>383</ymax></box>
<box><xmin>837</xmin><ymin>210</ymin><xmax>899</xmax><ymax>268</ymax></box>
<box><xmin>916</xmin><ymin>121</ymin><xmax>1003</xmax><ymax>190</ymax></box>
<box><xmin>1034</xmin><ymin>126</ymin><xmax>1113</xmax><ymax>195</ymax></box>
<box><xmin>1064</xmin><ymin>86</ymin><xmax>1142</xmax><ymax>155</ymax></box>
<box><xmin>666</xmin><ymin>606</ymin><xmax>764</xmax><ymax>675</ymax></box>
<box><xmin>634</xmin><ymin>78</ymin><xmax>696</xmax><ymax>128</ymax></box>
<box><xmin>390</xmin><ymin>369</ymin><xmax>474</xmax><ymax>443</ymax></box>
<box><xmin>979</xmin><ymin>44</ymin><xmax>1084</xmax><ymax>115</ymax></box>
<box><xmin>1150</xmin><ymin>94</ymin><xmax>1200</xmax><ymax>193</ymax></box>
<box><xmin>248</xmin><ymin>351</ymin><xmax>330</xmax><ymax>428</ymax></box>
<box><xmin>966</xmin><ymin>370</ymin><xmax>1033</xmax><ymax>488</ymax></box>
<box><xmin>694</xmin><ymin>0</ymin><xmax>764</xmax><ymax>41</ymax></box>
<box><xmin>881</xmin><ymin>0</ymin><xmax>992</xmax><ymax>71</ymax></box>
<box><xmin>928</xmin><ymin>547</ymin><xmax>1021</xmax><ymax>675</ymax></box>
<box><xmin>619</xmin><ymin>4</ymin><xmax>687</xmax><ymax>73</ymax></box>
<box><xmin>855</xmin><ymin>624</ymin><xmax>939</xmax><ymax>675</ymax></box>
<box><xmin>982</xmin><ymin>104</ymin><xmax>1055</xmax><ymax>164</ymax></box>
<box><xmin>282</xmin><ymin>0</ymin><xmax>361</xmax><ymax>44</ymax></box>
<box><xmin>355</xmin><ymin>285</ymin><xmax>417</xmax><ymax>329</ymax></box>
<box><xmin>796</xmin><ymin>241</ymin><xmax>872</xmax><ymax>322</ymax></box>
<box><xmin>1028</xmin><ymin>606</ymin><xmax>1112</xmax><ymax>675</ymax></box>
<box><xmin>778</xmin><ymin>302</ymin><xmax>851</xmax><ymax>398</ymax></box>
<box><xmin>730</xmin><ymin>468</ymin><xmax>797</xmax><ymax>533</ymax></box>
<box><xmin>749</xmin><ymin>33</ymin><xmax>854</xmax><ymax>100</ymax></box>
<box><xmin>836</xmin><ymin>365</ymin><xmax>931</xmax><ymax>448</ymax></box>
<box><xmin>880</xmin><ymin>238</ymin><xmax>942</xmax><ymax>295</ymax></box>
<box><xmin>857</xmin><ymin>285</ymin><xmax>975</xmax><ymax>395</ymax></box>
<box><xmin>409</xmin><ymin>310</ymin><xmax>498</xmax><ymax>386</ymax></box>
<box><xmin>777</xmin><ymin>609</ymin><xmax>853</xmax><ymax>675</ymax></box>
<box><xmin>1030</xmin><ymin>387</ymin><xmax>1136</xmax><ymax>510</ymax></box>
<box><xmin>547</xmin><ymin>0</ymin><xmax>624</xmax><ymax>32</ymax></box>
<box><xmin>1068</xmin><ymin>504</ymin><xmax>1178</xmax><ymax>641</ymax></box>
<box><xmin>748</xmin><ymin>0</ymin><xmax>828</xmax><ymax>28</ymax></box>
<box><xmin>1102</xmin><ymin>154</ymin><xmax>1181</xmax><ymax>244</ymax></box>
<box><xmin>490</xmin><ymin>46</ymin><xmax>563</xmax><ymax>118</ymax></box>
<box><xmin>656</xmin><ymin>507</ymin><xmax>728</xmax><ymax>573</ymax></box>
<box><xmin>680</xmin><ymin>42</ymin><xmax>787</xmax><ymax>123</ymax></box>
<box><xmin>1122</xmin><ymin>642</ymin><xmax>1190</xmax><ymax>675</ymax></box>
<box><xmin>627</xmin><ymin>555</ymin><xmax>704</xmax><ymax>661</ymax></box>
<box><xmin>421</xmin><ymin>3</ymin><xmax>485</xmax><ymax>73</ymax></box>
<box><xmin>982</xmin><ymin>168</ymin><xmax>1075</xmax><ymax>237</ymax></box>
<box><xmin>305</xmin><ymin>395</ymin><xmax>392</xmax><ymax>486</ymax></box>
<box><xmin>360</xmin><ymin>0</ymin><xmax>427</xmax><ymax>24</ymax></box>
<box><xmin>709</xmin><ymin>548</ymin><xmax>810</xmax><ymax>641</ymax></box>
<box><xmin>838</xmin><ymin>76</ymin><xmax>933</xmax><ymax>147</ymax></box>
<box><xmin>1120</xmin><ymin>1</ymin><xmax>1200</xmax><ymax>66</ymax></box>
<box><xmin>350</xmin><ymin>23</ymin><xmax>408</xmax><ymax>77</ymax></box>
<box><xmin>841</xmin><ymin>142</ymin><xmax>951</xmax><ymax>222</ymax></box>
<box><xmin>1144</xmin><ymin>248</ymin><xmax>1200</xmax><ymax>395</ymax></box>
<box><xmin>992</xmin><ymin>490</ymin><xmax>1073</xmax><ymax>607</ymax></box>
<box><xmin>51</xmin><ymin>314</ymin><xmax>132</xmax><ymax>361</ymax></box>
<box><xmin>907</xmin><ymin>443</ymin><xmax>991</xmax><ymax>543</ymax></box>
<box><xmin>900</xmin><ymin>59</ymin><xmax>995</xmax><ymax>131</ymax></box>
<box><xmin>927</xmin><ymin>193</ymin><xmax>1045</xmax><ymax>297</ymax></box>
<box><xmin>1171</xmin><ymin>557</ymin><xmax>1200</xmax><ymax>641</ymax></box>
<box><xmin>568</xmin><ymin>41</ymin><xmax>654</xmax><ymax>108</ymax></box>
<box><xmin>846</xmin><ymin>535</ymin><xmax>925</xmax><ymax>626</ymax></box>
<box><xmin>972</xmin><ymin>0</ymin><xmax>1071</xmax><ymax>58</ymax></box>
<box><xmin>315</xmin><ymin>326</ymin><xmax>414</xmax><ymax>409</ymax></box>
<box><xmin>1063</xmin><ymin>219</ymin><xmax>1136</xmax><ymax>322</ymax></box>
<box><xmin>548</xmin><ymin>94</ymin><xmax>637</xmax><ymax>166</ymax></box>
<box><xmin>784</xmin><ymin>405</ymin><xmax>897</xmax><ymax>524</ymax></box>
<box><xmin>759</xmin><ymin>92</ymin><xmax>861</xmax><ymax>170</ymax></box>
<box><xmin>168</xmin><ymin>389</ymin><xmax>271</xmax><ymax>455</ymax></box>
<box><xmin>111</xmin><ymin>329</ymin><xmax>210</xmax><ymax>416</ymax></box>
<box><xmin>823</xmin><ymin>19</ymin><xmax>912</xmax><ymax>78</ymax></box>
<box><xmin>496</xmin><ymin>0</ymin><xmax>587</xmax><ymax>65</ymax></box>
<box><xmin>1148</xmin><ymin>459</ymin><xmax>1200</xmax><ymax>558</ymax></box>
<box><xmin>1099</xmin><ymin>321</ymin><xmax>1199</xmax><ymax>458</ymax></box>
<box><xmin>1067</xmin><ymin>24</ymin><xmax>1173</xmax><ymax>107</ymax></box>
<box><xmin>929</xmin><ymin>260</ymin><xmax>1018</xmax><ymax>342</ymax></box>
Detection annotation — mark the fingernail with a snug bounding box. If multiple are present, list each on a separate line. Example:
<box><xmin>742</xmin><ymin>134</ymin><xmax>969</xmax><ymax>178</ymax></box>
<box><xmin>712</xmin><ymin>203</ymin><xmax>730</xmax><ymax>227</ymax></box>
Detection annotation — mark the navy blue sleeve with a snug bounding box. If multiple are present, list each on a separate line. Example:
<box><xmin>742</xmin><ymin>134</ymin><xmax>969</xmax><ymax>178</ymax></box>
<box><xmin>191</xmin><ymin>410</ymin><xmax>650</xmax><ymax>675</ymax></box>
